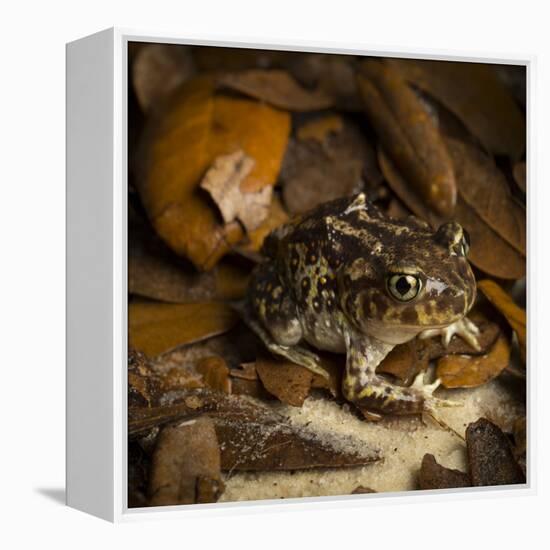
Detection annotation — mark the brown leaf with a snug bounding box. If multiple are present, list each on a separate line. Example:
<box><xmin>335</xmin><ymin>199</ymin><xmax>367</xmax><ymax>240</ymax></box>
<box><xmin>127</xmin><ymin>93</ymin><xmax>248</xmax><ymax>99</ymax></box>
<box><xmin>446</xmin><ymin>138</ymin><xmax>526</xmax><ymax>256</ymax></box>
<box><xmin>129</xmin><ymin>211</ymin><xmax>250</xmax><ymax>303</ymax></box>
<box><xmin>200</xmin><ymin>150</ymin><xmax>272</xmax><ymax>232</ymax></box>
<box><xmin>436</xmin><ymin>334</ymin><xmax>511</xmax><ymax>389</ymax></box>
<box><xmin>128</xmin><ymin>389</ymin><xmax>380</xmax><ymax>470</ymax></box>
<box><xmin>281</xmin><ymin>119</ymin><xmax>376</xmax><ymax>215</ymax></box>
<box><xmin>255</xmin><ymin>355</ymin><xmax>314</xmax><ymax>407</ymax></box>
<box><xmin>376</xmin><ymin>340</ymin><xmax>429</xmax><ymax>385</ymax></box>
<box><xmin>378</xmin><ymin>147</ymin><xmax>526</xmax><ymax>279</ymax></box>
<box><xmin>132</xmin><ymin>44</ymin><xmax>195</xmax><ymax>112</ymax></box>
<box><xmin>357</xmin><ymin>60</ymin><xmax>456</xmax><ymax>216</ymax></box>
<box><xmin>229</xmin><ymin>363</ymin><xmax>271</xmax><ymax>399</ymax></box>
<box><xmin>478</xmin><ymin>279</ymin><xmax>526</xmax><ymax>362</ymax></box>
<box><xmin>297</xmin><ymin>114</ymin><xmax>344</xmax><ymax>144</ymax></box>
<box><xmin>129</xmin><ymin>301</ymin><xmax>239</xmax><ymax>357</ymax></box>
<box><xmin>418</xmin><ymin>454</ymin><xmax>471</xmax><ymax>490</ymax></box>
<box><xmin>466</xmin><ymin>418</ymin><xmax>525</xmax><ymax>486</ymax></box>
<box><xmin>148</xmin><ymin>417</ymin><xmax>224</xmax><ymax>506</ymax></box>
<box><xmin>195</xmin><ymin>356</ymin><xmax>231</xmax><ymax>394</ymax></box>
<box><xmin>284</xmin><ymin>54</ymin><xmax>362</xmax><ymax>111</ymax></box>
<box><xmin>386</xmin><ymin>59</ymin><xmax>526</xmax><ymax>158</ymax></box>
<box><xmin>136</xmin><ymin>76</ymin><xmax>290</xmax><ymax>270</ymax></box>
<box><xmin>218</xmin><ymin>69</ymin><xmax>333</xmax><ymax>111</ymax></box>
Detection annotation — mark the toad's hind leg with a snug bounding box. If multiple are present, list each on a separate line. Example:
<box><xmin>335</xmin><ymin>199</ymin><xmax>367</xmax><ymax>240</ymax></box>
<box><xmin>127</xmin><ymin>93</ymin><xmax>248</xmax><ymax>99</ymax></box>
<box><xmin>245</xmin><ymin>263</ymin><xmax>328</xmax><ymax>379</ymax></box>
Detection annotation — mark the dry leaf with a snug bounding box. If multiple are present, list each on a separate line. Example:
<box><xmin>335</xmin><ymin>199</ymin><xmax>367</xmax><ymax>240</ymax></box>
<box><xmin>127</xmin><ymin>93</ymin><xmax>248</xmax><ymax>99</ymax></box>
<box><xmin>285</xmin><ymin>54</ymin><xmax>362</xmax><ymax>111</ymax></box>
<box><xmin>218</xmin><ymin>69</ymin><xmax>333</xmax><ymax>111</ymax></box>
<box><xmin>136</xmin><ymin>76</ymin><xmax>290</xmax><ymax>270</ymax></box>
<box><xmin>447</xmin><ymin>138</ymin><xmax>526</xmax><ymax>256</ymax></box>
<box><xmin>129</xmin><ymin>211</ymin><xmax>250</xmax><ymax>302</ymax></box>
<box><xmin>386</xmin><ymin>59</ymin><xmax>526</xmax><ymax>159</ymax></box>
<box><xmin>376</xmin><ymin>340</ymin><xmax>429</xmax><ymax>385</ymax></box>
<box><xmin>148</xmin><ymin>417</ymin><xmax>224</xmax><ymax>506</ymax></box>
<box><xmin>129</xmin><ymin>301</ymin><xmax>239</xmax><ymax>357</ymax></box>
<box><xmin>133</xmin><ymin>44</ymin><xmax>195</xmax><ymax>112</ymax></box>
<box><xmin>229</xmin><ymin>363</ymin><xmax>271</xmax><ymax>399</ymax></box>
<box><xmin>237</xmin><ymin>196</ymin><xmax>290</xmax><ymax>254</ymax></box>
<box><xmin>297</xmin><ymin>114</ymin><xmax>344</xmax><ymax>144</ymax></box>
<box><xmin>378</xmin><ymin>147</ymin><xmax>526</xmax><ymax>279</ymax></box>
<box><xmin>255</xmin><ymin>355</ymin><xmax>314</xmax><ymax>407</ymax></box>
<box><xmin>281</xmin><ymin>119</ymin><xmax>376</xmax><ymax>215</ymax></box>
<box><xmin>128</xmin><ymin>388</ymin><xmax>380</xmax><ymax>470</ymax></box>
<box><xmin>466</xmin><ymin>418</ymin><xmax>525</xmax><ymax>486</ymax></box>
<box><xmin>436</xmin><ymin>334</ymin><xmax>511</xmax><ymax>389</ymax></box>
<box><xmin>418</xmin><ymin>454</ymin><xmax>471</xmax><ymax>490</ymax></box>
<box><xmin>478</xmin><ymin>279</ymin><xmax>526</xmax><ymax>362</ymax></box>
<box><xmin>195</xmin><ymin>356</ymin><xmax>231</xmax><ymax>394</ymax></box>
<box><xmin>200</xmin><ymin>150</ymin><xmax>274</xmax><ymax>232</ymax></box>
<box><xmin>357</xmin><ymin>60</ymin><xmax>456</xmax><ymax>216</ymax></box>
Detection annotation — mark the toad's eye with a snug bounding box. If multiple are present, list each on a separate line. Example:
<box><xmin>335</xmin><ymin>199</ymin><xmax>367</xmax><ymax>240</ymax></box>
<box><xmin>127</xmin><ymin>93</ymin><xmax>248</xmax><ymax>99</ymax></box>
<box><xmin>387</xmin><ymin>274</ymin><xmax>422</xmax><ymax>302</ymax></box>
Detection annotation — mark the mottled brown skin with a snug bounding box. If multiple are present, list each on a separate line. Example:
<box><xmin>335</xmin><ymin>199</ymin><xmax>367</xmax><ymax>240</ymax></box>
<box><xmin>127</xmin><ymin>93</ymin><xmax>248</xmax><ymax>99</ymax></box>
<box><xmin>246</xmin><ymin>193</ymin><xmax>478</xmax><ymax>416</ymax></box>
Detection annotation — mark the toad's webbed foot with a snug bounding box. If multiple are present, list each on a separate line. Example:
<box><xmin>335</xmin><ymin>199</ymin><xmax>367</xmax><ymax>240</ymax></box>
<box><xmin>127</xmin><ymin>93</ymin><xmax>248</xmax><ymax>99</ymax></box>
<box><xmin>418</xmin><ymin>317</ymin><xmax>481</xmax><ymax>351</ymax></box>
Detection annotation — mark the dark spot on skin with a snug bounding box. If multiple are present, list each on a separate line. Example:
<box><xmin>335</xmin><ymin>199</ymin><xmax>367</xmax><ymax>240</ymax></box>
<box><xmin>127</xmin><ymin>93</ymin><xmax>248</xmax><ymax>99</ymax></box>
<box><xmin>400</xmin><ymin>306</ymin><xmax>419</xmax><ymax>325</ymax></box>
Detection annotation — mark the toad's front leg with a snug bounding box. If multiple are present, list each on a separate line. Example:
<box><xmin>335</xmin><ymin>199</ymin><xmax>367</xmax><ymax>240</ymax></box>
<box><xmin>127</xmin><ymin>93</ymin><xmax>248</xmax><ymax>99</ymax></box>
<box><xmin>342</xmin><ymin>332</ymin><xmax>457</xmax><ymax>416</ymax></box>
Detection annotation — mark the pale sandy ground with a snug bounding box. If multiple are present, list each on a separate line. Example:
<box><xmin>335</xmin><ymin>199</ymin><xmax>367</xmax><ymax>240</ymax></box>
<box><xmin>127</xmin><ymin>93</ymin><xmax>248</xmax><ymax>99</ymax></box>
<box><xmin>219</xmin><ymin>375</ymin><xmax>524</xmax><ymax>501</ymax></box>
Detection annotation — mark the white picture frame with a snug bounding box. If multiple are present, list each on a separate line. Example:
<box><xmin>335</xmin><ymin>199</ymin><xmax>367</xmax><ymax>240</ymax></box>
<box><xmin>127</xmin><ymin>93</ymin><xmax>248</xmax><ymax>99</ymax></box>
<box><xmin>66</xmin><ymin>27</ymin><xmax>535</xmax><ymax>522</ymax></box>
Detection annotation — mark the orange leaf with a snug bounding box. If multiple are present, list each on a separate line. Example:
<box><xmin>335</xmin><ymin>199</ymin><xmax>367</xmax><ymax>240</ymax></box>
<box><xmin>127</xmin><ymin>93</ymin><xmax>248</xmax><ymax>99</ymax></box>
<box><xmin>129</xmin><ymin>301</ymin><xmax>239</xmax><ymax>357</ymax></box>
<box><xmin>478</xmin><ymin>279</ymin><xmax>526</xmax><ymax>362</ymax></box>
<box><xmin>437</xmin><ymin>335</ymin><xmax>510</xmax><ymax>389</ymax></box>
<box><xmin>136</xmin><ymin>76</ymin><xmax>290</xmax><ymax>270</ymax></box>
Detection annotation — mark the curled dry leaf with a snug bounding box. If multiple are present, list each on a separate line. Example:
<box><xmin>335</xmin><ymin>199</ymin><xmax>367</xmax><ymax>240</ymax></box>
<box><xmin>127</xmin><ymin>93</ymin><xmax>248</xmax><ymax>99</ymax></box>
<box><xmin>148</xmin><ymin>417</ymin><xmax>224</xmax><ymax>506</ymax></box>
<box><xmin>446</xmin><ymin>138</ymin><xmax>526</xmax><ymax>256</ymax></box>
<box><xmin>281</xmin><ymin>119</ymin><xmax>376</xmax><ymax>215</ymax></box>
<box><xmin>129</xmin><ymin>301</ymin><xmax>239</xmax><ymax>357</ymax></box>
<box><xmin>255</xmin><ymin>355</ymin><xmax>314</xmax><ymax>407</ymax></box>
<box><xmin>436</xmin><ymin>334</ymin><xmax>511</xmax><ymax>389</ymax></box>
<box><xmin>218</xmin><ymin>69</ymin><xmax>333</xmax><ymax>111</ymax></box>
<box><xmin>386</xmin><ymin>59</ymin><xmax>526</xmax><ymax>159</ymax></box>
<box><xmin>133</xmin><ymin>44</ymin><xmax>195</xmax><ymax>112</ymax></box>
<box><xmin>478</xmin><ymin>279</ymin><xmax>526</xmax><ymax>362</ymax></box>
<box><xmin>357</xmin><ymin>60</ymin><xmax>456</xmax><ymax>217</ymax></box>
<box><xmin>200</xmin><ymin>150</ymin><xmax>272</xmax><ymax>232</ymax></box>
<box><xmin>418</xmin><ymin>454</ymin><xmax>471</xmax><ymax>490</ymax></box>
<box><xmin>378</xmin><ymin>147</ymin><xmax>526</xmax><ymax>279</ymax></box>
<box><xmin>136</xmin><ymin>76</ymin><xmax>290</xmax><ymax>270</ymax></box>
<box><xmin>466</xmin><ymin>418</ymin><xmax>525</xmax><ymax>486</ymax></box>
